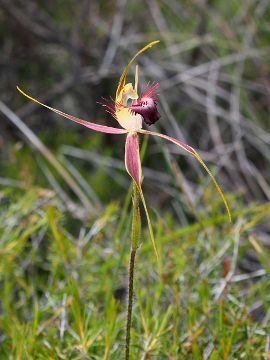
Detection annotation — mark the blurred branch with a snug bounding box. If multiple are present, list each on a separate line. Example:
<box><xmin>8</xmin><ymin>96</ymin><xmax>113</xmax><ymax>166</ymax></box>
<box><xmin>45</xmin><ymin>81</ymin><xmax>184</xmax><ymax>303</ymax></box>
<box><xmin>161</xmin><ymin>47</ymin><xmax>270</xmax><ymax>90</ymax></box>
<box><xmin>0</xmin><ymin>0</ymin><xmax>96</xmax><ymax>58</ymax></box>
<box><xmin>0</xmin><ymin>100</ymin><xmax>96</xmax><ymax>215</ymax></box>
<box><xmin>99</xmin><ymin>0</ymin><xmax>126</xmax><ymax>75</ymax></box>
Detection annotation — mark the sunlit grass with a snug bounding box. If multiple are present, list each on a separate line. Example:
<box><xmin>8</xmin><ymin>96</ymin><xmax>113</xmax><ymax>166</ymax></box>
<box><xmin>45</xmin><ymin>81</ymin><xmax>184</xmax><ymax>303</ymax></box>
<box><xmin>0</xmin><ymin>183</ymin><xmax>269</xmax><ymax>358</ymax></box>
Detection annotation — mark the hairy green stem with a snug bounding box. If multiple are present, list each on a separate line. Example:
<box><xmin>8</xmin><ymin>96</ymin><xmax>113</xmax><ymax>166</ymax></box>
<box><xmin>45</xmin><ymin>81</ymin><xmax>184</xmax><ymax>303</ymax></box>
<box><xmin>125</xmin><ymin>248</ymin><xmax>136</xmax><ymax>360</ymax></box>
<box><xmin>125</xmin><ymin>182</ymin><xmax>140</xmax><ymax>360</ymax></box>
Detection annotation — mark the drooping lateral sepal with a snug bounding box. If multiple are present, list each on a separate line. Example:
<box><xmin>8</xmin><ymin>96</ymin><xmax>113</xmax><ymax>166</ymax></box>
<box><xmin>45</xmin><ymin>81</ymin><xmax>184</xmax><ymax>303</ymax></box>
<box><xmin>139</xmin><ymin>129</ymin><xmax>231</xmax><ymax>223</ymax></box>
<box><xmin>125</xmin><ymin>132</ymin><xmax>159</xmax><ymax>259</ymax></box>
<box><xmin>125</xmin><ymin>132</ymin><xmax>142</xmax><ymax>187</ymax></box>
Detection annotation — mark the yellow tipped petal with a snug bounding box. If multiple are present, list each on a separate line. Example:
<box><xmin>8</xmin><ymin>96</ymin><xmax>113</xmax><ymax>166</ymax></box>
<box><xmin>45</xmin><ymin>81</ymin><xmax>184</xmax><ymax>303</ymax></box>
<box><xmin>17</xmin><ymin>85</ymin><xmax>48</xmax><ymax>108</ymax></box>
<box><xmin>141</xmin><ymin>129</ymin><xmax>231</xmax><ymax>223</ymax></box>
<box><xmin>192</xmin><ymin>149</ymin><xmax>232</xmax><ymax>223</ymax></box>
<box><xmin>116</xmin><ymin>40</ymin><xmax>160</xmax><ymax>98</ymax></box>
<box><xmin>17</xmin><ymin>86</ymin><xmax>127</xmax><ymax>134</ymax></box>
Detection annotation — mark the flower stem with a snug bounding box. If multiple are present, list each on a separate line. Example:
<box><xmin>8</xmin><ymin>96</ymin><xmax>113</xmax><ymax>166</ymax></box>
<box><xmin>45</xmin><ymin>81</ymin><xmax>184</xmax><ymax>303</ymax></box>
<box><xmin>125</xmin><ymin>182</ymin><xmax>140</xmax><ymax>360</ymax></box>
<box><xmin>125</xmin><ymin>247</ymin><xmax>136</xmax><ymax>360</ymax></box>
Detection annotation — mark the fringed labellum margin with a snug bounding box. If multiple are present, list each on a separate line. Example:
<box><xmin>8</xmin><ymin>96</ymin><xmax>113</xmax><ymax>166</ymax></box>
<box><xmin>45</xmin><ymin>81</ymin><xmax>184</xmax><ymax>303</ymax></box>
<box><xmin>128</xmin><ymin>83</ymin><xmax>160</xmax><ymax>126</ymax></box>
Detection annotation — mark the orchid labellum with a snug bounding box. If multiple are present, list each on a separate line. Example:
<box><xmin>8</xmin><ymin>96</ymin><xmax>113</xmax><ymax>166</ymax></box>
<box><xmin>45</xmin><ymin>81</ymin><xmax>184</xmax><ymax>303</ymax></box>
<box><xmin>17</xmin><ymin>40</ymin><xmax>231</xmax><ymax>257</ymax></box>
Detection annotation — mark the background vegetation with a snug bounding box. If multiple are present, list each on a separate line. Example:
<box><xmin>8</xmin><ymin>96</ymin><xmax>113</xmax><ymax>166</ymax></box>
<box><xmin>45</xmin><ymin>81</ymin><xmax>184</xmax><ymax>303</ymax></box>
<box><xmin>0</xmin><ymin>0</ymin><xmax>270</xmax><ymax>358</ymax></box>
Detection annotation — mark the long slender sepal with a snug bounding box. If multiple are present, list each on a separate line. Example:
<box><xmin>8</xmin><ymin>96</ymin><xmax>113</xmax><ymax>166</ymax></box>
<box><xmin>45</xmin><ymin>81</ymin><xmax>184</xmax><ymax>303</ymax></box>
<box><xmin>16</xmin><ymin>86</ymin><xmax>127</xmax><ymax>135</ymax></box>
<box><xmin>139</xmin><ymin>129</ymin><xmax>194</xmax><ymax>154</ymax></box>
<box><xmin>192</xmin><ymin>149</ymin><xmax>231</xmax><ymax>222</ymax></box>
<box><xmin>125</xmin><ymin>132</ymin><xmax>159</xmax><ymax>259</ymax></box>
<box><xmin>125</xmin><ymin>132</ymin><xmax>142</xmax><ymax>187</ymax></box>
<box><xmin>116</xmin><ymin>40</ymin><xmax>160</xmax><ymax>98</ymax></box>
<box><xmin>140</xmin><ymin>129</ymin><xmax>231</xmax><ymax>222</ymax></box>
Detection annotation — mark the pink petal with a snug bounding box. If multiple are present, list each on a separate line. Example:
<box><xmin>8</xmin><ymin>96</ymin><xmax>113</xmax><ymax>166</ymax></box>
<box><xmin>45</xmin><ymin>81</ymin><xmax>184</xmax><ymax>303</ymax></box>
<box><xmin>139</xmin><ymin>129</ymin><xmax>195</xmax><ymax>154</ymax></box>
<box><xmin>125</xmin><ymin>132</ymin><xmax>142</xmax><ymax>187</ymax></box>
<box><xmin>17</xmin><ymin>86</ymin><xmax>127</xmax><ymax>135</ymax></box>
<box><xmin>140</xmin><ymin>129</ymin><xmax>231</xmax><ymax>222</ymax></box>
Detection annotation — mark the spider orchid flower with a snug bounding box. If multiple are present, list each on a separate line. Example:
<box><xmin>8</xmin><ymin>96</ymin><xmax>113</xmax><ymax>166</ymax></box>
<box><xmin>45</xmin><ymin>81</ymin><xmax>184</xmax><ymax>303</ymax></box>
<box><xmin>17</xmin><ymin>40</ymin><xmax>231</xmax><ymax>258</ymax></box>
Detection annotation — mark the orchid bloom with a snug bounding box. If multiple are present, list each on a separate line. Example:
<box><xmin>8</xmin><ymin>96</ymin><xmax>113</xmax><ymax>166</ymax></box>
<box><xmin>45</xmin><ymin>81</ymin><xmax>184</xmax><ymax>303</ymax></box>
<box><xmin>17</xmin><ymin>40</ymin><xmax>231</xmax><ymax>258</ymax></box>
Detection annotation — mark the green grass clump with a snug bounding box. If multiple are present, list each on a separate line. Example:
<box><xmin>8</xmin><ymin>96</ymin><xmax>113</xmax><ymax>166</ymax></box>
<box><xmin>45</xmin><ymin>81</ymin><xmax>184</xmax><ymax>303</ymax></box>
<box><xmin>0</xmin><ymin>185</ymin><xmax>269</xmax><ymax>359</ymax></box>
